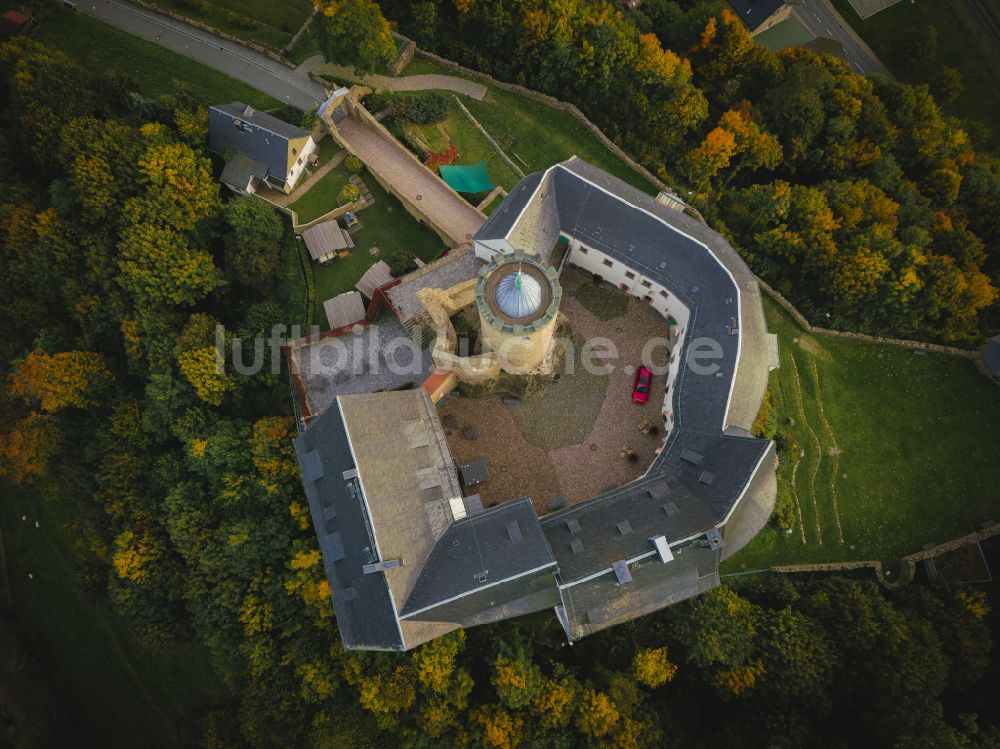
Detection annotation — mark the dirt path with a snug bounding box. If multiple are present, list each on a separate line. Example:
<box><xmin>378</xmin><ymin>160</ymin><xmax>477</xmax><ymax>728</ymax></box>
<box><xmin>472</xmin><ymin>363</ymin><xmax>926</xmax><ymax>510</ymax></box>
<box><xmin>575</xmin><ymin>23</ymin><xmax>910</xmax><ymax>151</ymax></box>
<box><xmin>303</xmin><ymin>57</ymin><xmax>487</xmax><ymax>100</ymax></box>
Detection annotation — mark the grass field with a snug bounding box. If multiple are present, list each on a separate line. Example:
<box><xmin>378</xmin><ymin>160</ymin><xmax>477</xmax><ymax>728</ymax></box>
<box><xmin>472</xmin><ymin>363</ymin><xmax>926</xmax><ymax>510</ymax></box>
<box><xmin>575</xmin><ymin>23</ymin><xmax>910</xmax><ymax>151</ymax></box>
<box><xmin>389</xmin><ymin>98</ymin><xmax>522</xmax><ymax>193</ymax></box>
<box><xmin>1</xmin><ymin>486</ymin><xmax>229</xmax><ymax>748</ymax></box>
<box><xmin>141</xmin><ymin>0</ymin><xmax>310</xmax><ymax>50</ymax></box>
<box><xmin>33</xmin><ymin>9</ymin><xmax>280</xmax><ymax>108</ymax></box>
<box><xmin>289</xmin><ymin>167</ymin><xmax>349</xmax><ymax>224</ymax></box>
<box><xmin>398</xmin><ymin>57</ymin><xmax>660</xmax><ymax>195</ymax></box>
<box><xmin>830</xmin><ymin>0</ymin><xmax>1000</xmax><ymax>150</ymax></box>
<box><xmin>724</xmin><ymin>297</ymin><xmax>1000</xmax><ymax>571</ymax></box>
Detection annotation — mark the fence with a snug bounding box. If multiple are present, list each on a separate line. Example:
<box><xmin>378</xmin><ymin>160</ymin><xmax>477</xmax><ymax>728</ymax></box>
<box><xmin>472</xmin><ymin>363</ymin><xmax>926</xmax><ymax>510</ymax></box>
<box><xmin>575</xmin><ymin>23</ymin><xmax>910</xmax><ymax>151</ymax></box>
<box><xmin>756</xmin><ymin>278</ymin><xmax>980</xmax><ymax>359</ymax></box>
<box><xmin>772</xmin><ymin>522</ymin><xmax>1000</xmax><ymax>589</ymax></box>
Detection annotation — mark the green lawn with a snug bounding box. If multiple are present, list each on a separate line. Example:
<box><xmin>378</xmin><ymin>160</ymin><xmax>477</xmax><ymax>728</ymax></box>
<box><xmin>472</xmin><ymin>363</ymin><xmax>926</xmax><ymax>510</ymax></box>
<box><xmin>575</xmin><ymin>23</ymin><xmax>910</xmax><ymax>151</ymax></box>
<box><xmin>306</xmin><ymin>169</ymin><xmax>447</xmax><ymax>328</ymax></box>
<box><xmin>829</xmin><ymin>0</ymin><xmax>1000</xmax><ymax>150</ymax></box>
<box><xmin>1</xmin><ymin>485</ymin><xmax>229</xmax><ymax>748</ymax></box>
<box><xmin>289</xmin><ymin>162</ymin><xmax>351</xmax><ymax>224</ymax></box>
<box><xmin>140</xmin><ymin>0</ymin><xmax>310</xmax><ymax>50</ymax></box>
<box><xmin>400</xmin><ymin>57</ymin><xmax>659</xmax><ymax>194</ymax></box>
<box><xmin>390</xmin><ymin>99</ymin><xmax>522</xmax><ymax>193</ymax></box>
<box><xmin>34</xmin><ymin>9</ymin><xmax>280</xmax><ymax>108</ymax></box>
<box><xmin>724</xmin><ymin>296</ymin><xmax>1000</xmax><ymax>571</ymax></box>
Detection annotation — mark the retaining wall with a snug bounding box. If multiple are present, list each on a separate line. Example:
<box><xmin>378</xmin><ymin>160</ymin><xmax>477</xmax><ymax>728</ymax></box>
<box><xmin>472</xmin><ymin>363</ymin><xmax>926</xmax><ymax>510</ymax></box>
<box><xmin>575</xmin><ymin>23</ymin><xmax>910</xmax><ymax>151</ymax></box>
<box><xmin>757</xmin><ymin>279</ymin><xmax>980</xmax><ymax>359</ymax></box>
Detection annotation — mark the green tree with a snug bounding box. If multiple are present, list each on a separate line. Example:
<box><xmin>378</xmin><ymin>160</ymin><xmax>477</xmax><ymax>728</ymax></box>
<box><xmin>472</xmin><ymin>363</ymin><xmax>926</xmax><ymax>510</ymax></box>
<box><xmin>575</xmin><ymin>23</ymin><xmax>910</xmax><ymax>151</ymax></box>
<box><xmin>223</xmin><ymin>196</ymin><xmax>284</xmax><ymax>291</ymax></box>
<box><xmin>315</xmin><ymin>0</ymin><xmax>396</xmax><ymax>76</ymax></box>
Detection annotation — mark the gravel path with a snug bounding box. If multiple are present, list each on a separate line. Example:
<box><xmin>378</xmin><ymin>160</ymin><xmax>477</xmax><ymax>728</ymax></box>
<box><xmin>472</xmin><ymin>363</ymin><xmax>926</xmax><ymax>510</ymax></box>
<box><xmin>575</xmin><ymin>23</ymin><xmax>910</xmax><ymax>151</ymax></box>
<box><xmin>304</xmin><ymin>57</ymin><xmax>487</xmax><ymax>100</ymax></box>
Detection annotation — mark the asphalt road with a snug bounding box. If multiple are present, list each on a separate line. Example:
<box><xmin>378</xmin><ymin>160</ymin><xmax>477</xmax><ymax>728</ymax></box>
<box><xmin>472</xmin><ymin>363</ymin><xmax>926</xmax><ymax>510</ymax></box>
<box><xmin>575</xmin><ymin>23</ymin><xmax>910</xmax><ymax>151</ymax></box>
<box><xmin>793</xmin><ymin>0</ymin><xmax>893</xmax><ymax>78</ymax></box>
<box><xmin>76</xmin><ymin>0</ymin><xmax>327</xmax><ymax>110</ymax></box>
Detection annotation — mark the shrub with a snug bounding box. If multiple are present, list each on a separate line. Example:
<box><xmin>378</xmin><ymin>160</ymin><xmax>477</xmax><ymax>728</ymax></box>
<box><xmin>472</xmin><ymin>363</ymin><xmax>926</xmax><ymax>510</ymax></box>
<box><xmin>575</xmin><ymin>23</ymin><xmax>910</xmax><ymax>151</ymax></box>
<box><xmin>386</xmin><ymin>248</ymin><xmax>417</xmax><ymax>277</ymax></box>
<box><xmin>344</xmin><ymin>155</ymin><xmax>363</xmax><ymax>173</ymax></box>
<box><xmin>391</xmin><ymin>92</ymin><xmax>448</xmax><ymax>125</ymax></box>
<box><xmin>425</xmin><ymin>143</ymin><xmax>457</xmax><ymax>170</ymax></box>
<box><xmin>337</xmin><ymin>184</ymin><xmax>360</xmax><ymax>205</ymax></box>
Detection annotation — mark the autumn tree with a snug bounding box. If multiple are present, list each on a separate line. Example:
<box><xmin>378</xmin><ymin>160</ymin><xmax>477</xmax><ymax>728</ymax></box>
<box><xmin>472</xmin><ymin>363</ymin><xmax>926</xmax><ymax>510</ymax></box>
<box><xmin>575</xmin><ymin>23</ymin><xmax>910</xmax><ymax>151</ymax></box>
<box><xmin>117</xmin><ymin>223</ymin><xmax>224</xmax><ymax>308</ymax></box>
<box><xmin>0</xmin><ymin>413</ymin><xmax>61</xmax><ymax>484</ymax></box>
<box><xmin>10</xmin><ymin>350</ymin><xmax>112</xmax><ymax>412</ymax></box>
<box><xmin>124</xmin><ymin>140</ymin><xmax>221</xmax><ymax>232</ymax></box>
<box><xmin>633</xmin><ymin>645</ymin><xmax>678</xmax><ymax>688</ymax></box>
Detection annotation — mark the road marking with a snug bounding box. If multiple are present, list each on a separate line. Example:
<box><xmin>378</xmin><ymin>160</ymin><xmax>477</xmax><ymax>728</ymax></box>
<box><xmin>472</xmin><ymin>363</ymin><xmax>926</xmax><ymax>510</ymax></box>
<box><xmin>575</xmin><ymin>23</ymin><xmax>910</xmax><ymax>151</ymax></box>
<box><xmin>825</xmin><ymin>26</ymin><xmax>832</xmax><ymax>34</ymax></box>
<box><xmin>813</xmin><ymin>11</ymin><xmax>822</xmax><ymax>19</ymax></box>
<box><xmin>855</xmin><ymin>62</ymin><xmax>865</xmax><ymax>73</ymax></box>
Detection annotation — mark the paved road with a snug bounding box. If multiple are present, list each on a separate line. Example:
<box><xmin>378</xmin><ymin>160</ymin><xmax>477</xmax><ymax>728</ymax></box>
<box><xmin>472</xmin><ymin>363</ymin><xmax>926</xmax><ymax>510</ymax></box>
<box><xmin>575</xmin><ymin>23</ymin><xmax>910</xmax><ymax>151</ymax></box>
<box><xmin>77</xmin><ymin>0</ymin><xmax>327</xmax><ymax>109</ymax></box>
<box><xmin>794</xmin><ymin>0</ymin><xmax>893</xmax><ymax>78</ymax></box>
<box><xmin>337</xmin><ymin>117</ymin><xmax>484</xmax><ymax>246</ymax></box>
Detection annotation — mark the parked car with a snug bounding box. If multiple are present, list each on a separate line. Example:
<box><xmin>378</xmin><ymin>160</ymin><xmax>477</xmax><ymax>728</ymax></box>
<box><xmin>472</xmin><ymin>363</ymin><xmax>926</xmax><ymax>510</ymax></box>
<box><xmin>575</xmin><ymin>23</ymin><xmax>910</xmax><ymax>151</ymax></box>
<box><xmin>632</xmin><ymin>365</ymin><xmax>652</xmax><ymax>404</ymax></box>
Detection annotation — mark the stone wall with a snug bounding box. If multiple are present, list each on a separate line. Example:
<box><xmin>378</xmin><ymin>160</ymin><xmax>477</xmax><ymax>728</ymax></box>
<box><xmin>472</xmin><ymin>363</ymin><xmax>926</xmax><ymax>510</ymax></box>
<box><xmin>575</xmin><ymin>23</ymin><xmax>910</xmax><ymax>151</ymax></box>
<box><xmin>390</xmin><ymin>32</ymin><xmax>417</xmax><ymax>76</ymax></box>
<box><xmin>770</xmin><ymin>522</ymin><xmax>1000</xmax><ymax>589</ymax></box>
<box><xmin>757</xmin><ymin>279</ymin><xmax>980</xmax><ymax>359</ymax></box>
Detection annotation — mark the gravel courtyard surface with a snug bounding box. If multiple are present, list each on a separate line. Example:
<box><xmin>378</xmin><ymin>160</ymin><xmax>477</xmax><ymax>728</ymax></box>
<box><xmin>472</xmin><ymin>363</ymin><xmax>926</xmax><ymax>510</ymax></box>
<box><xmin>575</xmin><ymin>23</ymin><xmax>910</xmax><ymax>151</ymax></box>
<box><xmin>440</xmin><ymin>269</ymin><xmax>672</xmax><ymax>514</ymax></box>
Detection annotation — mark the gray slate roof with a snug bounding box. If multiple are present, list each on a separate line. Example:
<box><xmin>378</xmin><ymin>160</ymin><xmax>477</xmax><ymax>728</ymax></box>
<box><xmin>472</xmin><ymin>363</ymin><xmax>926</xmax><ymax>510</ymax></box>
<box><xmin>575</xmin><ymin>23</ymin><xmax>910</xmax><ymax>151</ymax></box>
<box><xmin>209</xmin><ymin>102</ymin><xmax>308</xmax><ymax>185</ymax></box>
<box><xmin>401</xmin><ymin>497</ymin><xmax>557</xmax><ymax>618</ymax></box>
<box><xmin>476</xmin><ymin>158</ymin><xmax>777</xmax><ymax>640</ymax></box>
<box><xmin>293</xmin><ymin>401</ymin><xmax>403</xmax><ymax>651</ymax></box>
<box><xmin>219</xmin><ymin>154</ymin><xmax>267</xmax><ymax>190</ymax></box>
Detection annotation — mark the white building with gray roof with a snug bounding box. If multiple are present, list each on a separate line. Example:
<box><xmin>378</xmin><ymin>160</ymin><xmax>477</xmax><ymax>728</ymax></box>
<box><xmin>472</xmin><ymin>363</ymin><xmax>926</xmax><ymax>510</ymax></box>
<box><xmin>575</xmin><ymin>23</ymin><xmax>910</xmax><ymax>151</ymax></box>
<box><xmin>294</xmin><ymin>157</ymin><xmax>780</xmax><ymax>649</ymax></box>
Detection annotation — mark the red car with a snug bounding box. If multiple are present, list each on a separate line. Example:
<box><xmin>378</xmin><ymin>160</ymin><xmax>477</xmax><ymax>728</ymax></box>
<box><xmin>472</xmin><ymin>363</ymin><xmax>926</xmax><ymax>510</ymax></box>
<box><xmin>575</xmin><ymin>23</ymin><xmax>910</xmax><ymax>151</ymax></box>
<box><xmin>632</xmin><ymin>365</ymin><xmax>652</xmax><ymax>404</ymax></box>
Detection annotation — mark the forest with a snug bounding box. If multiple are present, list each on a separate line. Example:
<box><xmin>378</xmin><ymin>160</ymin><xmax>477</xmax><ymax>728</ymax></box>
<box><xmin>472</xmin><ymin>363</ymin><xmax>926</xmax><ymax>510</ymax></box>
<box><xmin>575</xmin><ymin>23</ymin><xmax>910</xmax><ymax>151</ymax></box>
<box><xmin>376</xmin><ymin>0</ymin><xmax>1000</xmax><ymax>344</ymax></box>
<box><xmin>1</xmin><ymin>0</ymin><xmax>999</xmax><ymax>746</ymax></box>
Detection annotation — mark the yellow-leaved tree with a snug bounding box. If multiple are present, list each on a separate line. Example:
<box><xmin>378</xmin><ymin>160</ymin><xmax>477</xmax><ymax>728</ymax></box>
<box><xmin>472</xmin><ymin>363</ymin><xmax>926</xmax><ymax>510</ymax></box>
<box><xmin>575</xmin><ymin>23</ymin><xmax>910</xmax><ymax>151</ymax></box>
<box><xmin>10</xmin><ymin>349</ymin><xmax>112</xmax><ymax>412</ymax></box>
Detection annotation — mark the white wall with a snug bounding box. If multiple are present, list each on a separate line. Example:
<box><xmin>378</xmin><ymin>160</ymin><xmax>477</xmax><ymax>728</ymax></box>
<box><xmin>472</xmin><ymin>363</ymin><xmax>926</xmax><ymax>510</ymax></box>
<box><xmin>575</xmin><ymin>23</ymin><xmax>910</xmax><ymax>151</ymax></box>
<box><xmin>562</xmin><ymin>235</ymin><xmax>690</xmax><ymax>433</ymax></box>
<box><xmin>474</xmin><ymin>238</ymin><xmax>514</xmax><ymax>261</ymax></box>
<box><xmin>286</xmin><ymin>137</ymin><xmax>318</xmax><ymax>191</ymax></box>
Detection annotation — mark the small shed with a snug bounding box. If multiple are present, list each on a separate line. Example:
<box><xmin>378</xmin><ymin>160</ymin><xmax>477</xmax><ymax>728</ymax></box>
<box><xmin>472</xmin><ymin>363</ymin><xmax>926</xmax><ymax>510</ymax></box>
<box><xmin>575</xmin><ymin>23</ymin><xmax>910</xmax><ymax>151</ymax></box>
<box><xmin>302</xmin><ymin>219</ymin><xmax>355</xmax><ymax>263</ymax></box>
<box><xmin>355</xmin><ymin>260</ymin><xmax>394</xmax><ymax>299</ymax></box>
<box><xmin>323</xmin><ymin>291</ymin><xmax>366</xmax><ymax>331</ymax></box>
<box><xmin>0</xmin><ymin>10</ymin><xmax>33</xmax><ymax>37</ymax></box>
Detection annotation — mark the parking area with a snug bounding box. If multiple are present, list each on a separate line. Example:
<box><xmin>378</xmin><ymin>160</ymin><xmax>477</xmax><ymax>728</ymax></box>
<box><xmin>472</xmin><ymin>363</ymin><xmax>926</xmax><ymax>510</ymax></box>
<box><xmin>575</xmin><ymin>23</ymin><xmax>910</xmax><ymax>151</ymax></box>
<box><xmin>440</xmin><ymin>269</ymin><xmax>671</xmax><ymax>515</ymax></box>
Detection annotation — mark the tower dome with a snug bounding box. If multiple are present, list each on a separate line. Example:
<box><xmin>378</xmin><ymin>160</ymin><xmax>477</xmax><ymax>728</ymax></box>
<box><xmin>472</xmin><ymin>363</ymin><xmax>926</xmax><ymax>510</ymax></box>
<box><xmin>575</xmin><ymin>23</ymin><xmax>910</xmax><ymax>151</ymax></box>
<box><xmin>475</xmin><ymin>251</ymin><xmax>562</xmax><ymax>373</ymax></box>
<box><xmin>495</xmin><ymin>268</ymin><xmax>543</xmax><ymax>319</ymax></box>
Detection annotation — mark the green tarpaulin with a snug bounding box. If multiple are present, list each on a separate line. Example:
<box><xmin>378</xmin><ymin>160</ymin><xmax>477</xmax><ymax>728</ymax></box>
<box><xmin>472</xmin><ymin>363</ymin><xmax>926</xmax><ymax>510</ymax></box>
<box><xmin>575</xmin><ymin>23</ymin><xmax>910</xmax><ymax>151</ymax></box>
<box><xmin>439</xmin><ymin>160</ymin><xmax>495</xmax><ymax>193</ymax></box>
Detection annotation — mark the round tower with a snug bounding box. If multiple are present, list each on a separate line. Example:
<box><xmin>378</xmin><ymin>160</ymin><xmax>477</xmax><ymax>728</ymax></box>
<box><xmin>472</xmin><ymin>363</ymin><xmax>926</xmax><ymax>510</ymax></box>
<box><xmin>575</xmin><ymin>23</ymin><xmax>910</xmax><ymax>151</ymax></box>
<box><xmin>475</xmin><ymin>251</ymin><xmax>561</xmax><ymax>373</ymax></box>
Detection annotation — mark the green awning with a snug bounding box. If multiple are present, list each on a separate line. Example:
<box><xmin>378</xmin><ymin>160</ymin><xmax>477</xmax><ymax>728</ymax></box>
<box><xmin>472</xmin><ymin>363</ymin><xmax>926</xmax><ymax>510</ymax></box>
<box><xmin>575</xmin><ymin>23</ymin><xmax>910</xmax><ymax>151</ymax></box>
<box><xmin>439</xmin><ymin>160</ymin><xmax>495</xmax><ymax>193</ymax></box>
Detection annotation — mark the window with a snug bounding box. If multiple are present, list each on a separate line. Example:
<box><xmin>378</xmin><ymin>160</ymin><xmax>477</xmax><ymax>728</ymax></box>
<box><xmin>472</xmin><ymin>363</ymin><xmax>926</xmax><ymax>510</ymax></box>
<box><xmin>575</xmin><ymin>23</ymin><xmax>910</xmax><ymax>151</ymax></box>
<box><xmin>659</xmin><ymin>290</ymin><xmax>669</xmax><ymax>299</ymax></box>
<box><xmin>620</xmin><ymin>283</ymin><xmax>630</xmax><ymax>291</ymax></box>
<box><xmin>292</xmin><ymin>147</ymin><xmax>297</xmax><ymax>156</ymax></box>
<box><xmin>297</xmin><ymin>157</ymin><xmax>303</xmax><ymax>165</ymax></box>
<box><xmin>624</xmin><ymin>270</ymin><xmax>636</xmax><ymax>280</ymax></box>
<box><xmin>603</xmin><ymin>258</ymin><xmax>613</xmax><ymax>268</ymax></box>
<box><xmin>578</xmin><ymin>246</ymin><xmax>588</xmax><ymax>254</ymax></box>
<box><xmin>641</xmin><ymin>280</ymin><xmax>652</xmax><ymax>288</ymax></box>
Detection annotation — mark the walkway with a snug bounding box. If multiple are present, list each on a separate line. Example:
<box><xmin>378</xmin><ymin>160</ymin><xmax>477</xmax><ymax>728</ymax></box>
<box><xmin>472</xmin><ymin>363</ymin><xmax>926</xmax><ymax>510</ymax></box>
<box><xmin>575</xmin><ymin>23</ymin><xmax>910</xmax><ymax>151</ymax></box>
<box><xmin>77</xmin><ymin>0</ymin><xmax>326</xmax><ymax>109</ymax></box>
<box><xmin>336</xmin><ymin>116</ymin><xmax>484</xmax><ymax>245</ymax></box>
<box><xmin>305</xmin><ymin>57</ymin><xmax>487</xmax><ymax>101</ymax></box>
<box><xmin>261</xmin><ymin>148</ymin><xmax>347</xmax><ymax>208</ymax></box>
